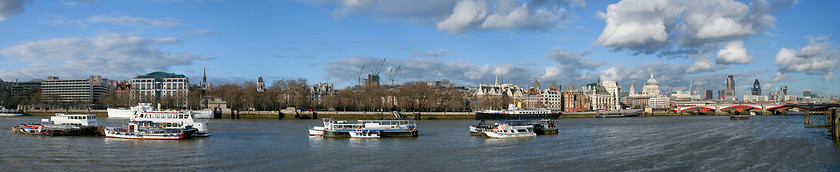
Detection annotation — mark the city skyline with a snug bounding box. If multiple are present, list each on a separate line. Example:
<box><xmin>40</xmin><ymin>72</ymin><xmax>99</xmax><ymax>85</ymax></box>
<box><xmin>0</xmin><ymin>0</ymin><xmax>838</xmax><ymax>98</ymax></box>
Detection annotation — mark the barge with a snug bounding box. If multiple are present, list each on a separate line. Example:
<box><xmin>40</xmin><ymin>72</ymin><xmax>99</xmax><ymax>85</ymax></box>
<box><xmin>11</xmin><ymin>113</ymin><xmax>100</xmax><ymax>136</ymax></box>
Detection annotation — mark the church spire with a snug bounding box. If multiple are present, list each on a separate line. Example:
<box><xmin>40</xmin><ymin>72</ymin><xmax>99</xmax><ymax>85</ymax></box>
<box><xmin>650</xmin><ymin>72</ymin><xmax>654</xmax><ymax>79</ymax></box>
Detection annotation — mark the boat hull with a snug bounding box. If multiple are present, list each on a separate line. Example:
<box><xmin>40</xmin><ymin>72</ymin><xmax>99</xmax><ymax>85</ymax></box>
<box><xmin>730</xmin><ymin>115</ymin><xmax>750</xmax><ymax>120</ymax></box>
<box><xmin>475</xmin><ymin>112</ymin><xmax>562</xmax><ymax>120</ymax></box>
<box><xmin>484</xmin><ymin>132</ymin><xmax>536</xmax><ymax>138</ymax></box>
<box><xmin>104</xmin><ymin>128</ymin><xmax>196</xmax><ymax>140</ymax></box>
<box><xmin>323</xmin><ymin>129</ymin><xmax>417</xmax><ymax>138</ymax></box>
<box><xmin>309</xmin><ymin>129</ymin><xmax>323</xmax><ymax>136</ymax></box>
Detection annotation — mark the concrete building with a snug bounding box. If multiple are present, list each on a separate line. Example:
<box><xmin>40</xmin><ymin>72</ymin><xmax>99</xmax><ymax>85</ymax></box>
<box><xmin>724</xmin><ymin>75</ymin><xmax>735</xmax><ymax>101</ymax></box>
<box><xmin>309</xmin><ymin>83</ymin><xmax>336</xmax><ymax>103</ymax></box>
<box><xmin>257</xmin><ymin>76</ymin><xmax>266</xmax><ymax>92</ymax></box>
<box><xmin>648</xmin><ymin>96</ymin><xmax>670</xmax><ymax>109</ymax></box>
<box><xmin>41</xmin><ymin>76</ymin><xmax>111</xmax><ymax>104</ymax></box>
<box><xmin>540</xmin><ymin>88</ymin><xmax>563</xmax><ymax>110</ymax></box>
<box><xmin>743</xmin><ymin>95</ymin><xmax>769</xmax><ymax>102</ymax></box>
<box><xmin>600</xmin><ymin>80</ymin><xmax>621</xmax><ymax>110</ymax></box>
<box><xmin>428</xmin><ymin>79</ymin><xmax>455</xmax><ymax>87</ymax></box>
<box><xmin>131</xmin><ymin>71</ymin><xmax>189</xmax><ymax>102</ymax></box>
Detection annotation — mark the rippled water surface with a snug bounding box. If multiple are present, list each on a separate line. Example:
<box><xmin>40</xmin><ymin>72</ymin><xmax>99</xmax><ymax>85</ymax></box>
<box><xmin>2</xmin><ymin>115</ymin><xmax>839</xmax><ymax>171</ymax></box>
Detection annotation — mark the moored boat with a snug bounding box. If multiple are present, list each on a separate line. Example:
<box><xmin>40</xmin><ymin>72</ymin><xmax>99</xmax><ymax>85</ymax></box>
<box><xmin>476</xmin><ymin>104</ymin><xmax>561</xmax><ymax>120</ymax></box>
<box><xmin>309</xmin><ymin>126</ymin><xmax>325</xmax><ymax>136</ymax></box>
<box><xmin>316</xmin><ymin>118</ymin><xmax>418</xmax><ymax>137</ymax></box>
<box><xmin>483</xmin><ymin>123</ymin><xmax>536</xmax><ymax>138</ymax></box>
<box><xmin>532</xmin><ymin>119</ymin><xmax>558</xmax><ymax>135</ymax></box>
<box><xmin>107</xmin><ymin>103</ymin><xmax>153</xmax><ymax>118</ymax></box>
<box><xmin>132</xmin><ymin>111</ymin><xmax>210</xmax><ymax>137</ymax></box>
<box><xmin>11</xmin><ymin>113</ymin><xmax>100</xmax><ymax>136</ymax></box>
<box><xmin>104</xmin><ymin>121</ymin><xmax>197</xmax><ymax>140</ymax></box>
<box><xmin>0</xmin><ymin>106</ymin><xmax>23</xmax><ymax>117</ymax></box>
<box><xmin>349</xmin><ymin>130</ymin><xmax>380</xmax><ymax>138</ymax></box>
<box><xmin>730</xmin><ymin>115</ymin><xmax>750</xmax><ymax>120</ymax></box>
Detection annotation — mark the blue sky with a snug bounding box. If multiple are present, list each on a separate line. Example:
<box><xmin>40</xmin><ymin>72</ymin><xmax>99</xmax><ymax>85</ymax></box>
<box><xmin>0</xmin><ymin>0</ymin><xmax>838</xmax><ymax>99</ymax></box>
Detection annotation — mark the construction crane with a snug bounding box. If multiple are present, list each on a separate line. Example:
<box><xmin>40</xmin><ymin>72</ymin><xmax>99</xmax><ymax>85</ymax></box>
<box><xmin>357</xmin><ymin>65</ymin><xmax>365</xmax><ymax>86</ymax></box>
<box><xmin>388</xmin><ymin>65</ymin><xmax>401</xmax><ymax>85</ymax></box>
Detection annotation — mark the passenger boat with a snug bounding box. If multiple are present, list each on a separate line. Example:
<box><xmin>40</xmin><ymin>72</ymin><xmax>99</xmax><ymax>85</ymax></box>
<box><xmin>475</xmin><ymin>104</ymin><xmax>561</xmax><ymax>120</ymax></box>
<box><xmin>483</xmin><ymin>123</ymin><xmax>536</xmax><ymax>138</ymax></box>
<box><xmin>107</xmin><ymin>103</ymin><xmax>153</xmax><ymax>118</ymax></box>
<box><xmin>0</xmin><ymin>106</ymin><xmax>23</xmax><ymax>116</ymax></box>
<box><xmin>11</xmin><ymin>113</ymin><xmax>100</xmax><ymax>136</ymax></box>
<box><xmin>316</xmin><ymin>118</ymin><xmax>418</xmax><ymax>137</ymax></box>
<box><xmin>309</xmin><ymin>125</ymin><xmax>325</xmax><ymax>136</ymax></box>
<box><xmin>469</xmin><ymin>120</ymin><xmax>491</xmax><ymax>136</ymax></box>
<box><xmin>104</xmin><ymin>121</ymin><xmax>197</xmax><ymax>140</ymax></box>
<box><xmin>532</xmin><ymin>119</ymin><xmax>558</xmax><ymax>135</ymax></box>
<box><xmin>132</xmin><ymin>111</ymin><xmax>210</xmax><ymax>137</ymax></box>
<box><xmin>349</xmin><ymin>130</ymin><xmax>380</xmax><ymax>138</ymax></box>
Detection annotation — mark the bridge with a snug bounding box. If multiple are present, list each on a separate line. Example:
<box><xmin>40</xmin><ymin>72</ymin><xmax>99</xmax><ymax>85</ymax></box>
<box><xmin>672</xmin><ymin>104</ymin><xmax>840</xmax><ymax>113</ymax></box>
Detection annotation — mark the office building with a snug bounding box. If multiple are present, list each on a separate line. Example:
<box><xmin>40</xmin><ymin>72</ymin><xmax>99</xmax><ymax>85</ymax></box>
<box><xmin>41</xmin><ymin>76</ymin><xmax>111</xmax><ymax>104</ymax></box>
<box><xmin>131</xmin><ymin>71</ymin><xmax>189</xmax><ymax>102</ymax></box>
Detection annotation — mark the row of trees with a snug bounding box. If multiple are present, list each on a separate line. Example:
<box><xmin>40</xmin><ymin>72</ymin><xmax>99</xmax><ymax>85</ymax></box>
<box><xmin>208</xmin><ymin>79</ymin><xmax>512</xmax><ymax>112</ymax></box>
<box><xmin>1</xmin><ymin>79</ymin><xmax>513</xmax><ymax>112</ymax></box>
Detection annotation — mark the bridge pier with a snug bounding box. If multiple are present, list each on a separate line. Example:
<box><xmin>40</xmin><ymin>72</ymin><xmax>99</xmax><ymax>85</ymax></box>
<box><xmin>833</xmin><ymin>108</ymin><xmax>839</xmax><ymax>141</ymax></box>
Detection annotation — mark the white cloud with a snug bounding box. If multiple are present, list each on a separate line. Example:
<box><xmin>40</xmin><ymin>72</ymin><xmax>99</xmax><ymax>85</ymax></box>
<box><xmin>716</xmin><ymin>40</ymin><xmax>753</xmax><ymax>64</ymax></box>
<box><xmin>0</xmin><ymin>33</ymin><xmax>212</xmax><ymax>80</ymax></box>
<box><xmin>0</xmin><ymin>0</ymin><xmax>30</xmax><ymax>21</ymax></box>
<box><xmin>323</xmin><ymin>56</ymin><xmax>535</xmax><ymax>86</ymax></box>
<box><xmin>597</xmin><ymin>0</ymin><xmax>796</xmax><ymax>56</ymax></box>
<box><xmin>323</xmin><ymin>0</ymin><xmax>579</xmax><ymax>34</ymax></box>
<box><xmin>774</xmin><ymin>36</ymin><xmax>838</xmax><ymax>80</ymax></box>
<box><xmin>596</xmin><ymin>0</ymin><xmax>682</xmax><ymax>54</ymax></box>
<box><xmin>436</xmin><ymin>0</ymin><xmax>488</xmax><ymax>34</ymax></box>
<box><xmin>85</xmin><ymin>14</ymin><xmax>181</xmax><ymax>28</ymax></box>
<box><xmin>687</xmin><ymin>57</ymin><xmax>715</xmax><ymax>73</ymax></box>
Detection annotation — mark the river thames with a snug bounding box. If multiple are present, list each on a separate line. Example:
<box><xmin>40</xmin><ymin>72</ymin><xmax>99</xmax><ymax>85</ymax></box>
<box><xmin>2</xmin><ymin>115</ymin><xmax>839</xmax><ymax>171</ymax></box>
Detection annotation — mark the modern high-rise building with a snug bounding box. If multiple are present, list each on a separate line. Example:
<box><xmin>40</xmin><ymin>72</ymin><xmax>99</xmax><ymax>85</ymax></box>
<box><xmin>803</xmin><ymin>89</ymin><xmax>811</xmax><ymax>98</ymax></box>
<box><xmin>723</xmin><ymin>75</ymin><xmax>735</xmax><ymax>100</ymax></box>
<box><xmin>533</xmin><ymin>80</ymin><xmax>541</xmax><ymax>91</ymax></box>
<box><xmin>751</xmin><ymin>79</ymin><xmax>761</xmax><ymax>95</ymax></box>
<box><xmin>41</xmin><ymin>76</ymin><xmax>111</xmax><ymax>104</ymax></box>
<box><xmin>131</xmin><ymin>71</ymin><xmax>189</xmax><ymax>102</ymax></box>
<box><xmin>705</xmin><ymin>89</ymin><xmax>713</xmax><ymax>100</ymax></box>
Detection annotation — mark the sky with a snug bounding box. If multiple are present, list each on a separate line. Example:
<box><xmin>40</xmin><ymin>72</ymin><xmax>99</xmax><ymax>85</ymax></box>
<box><xmin>0</xmin><ymin>0</ymin><xmax>838</xmax><ymax>99</ymax></box>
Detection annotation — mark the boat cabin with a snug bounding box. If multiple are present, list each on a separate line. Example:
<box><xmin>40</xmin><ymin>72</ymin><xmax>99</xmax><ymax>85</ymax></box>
<box><xmin>49</xmin><ymin>113</ymin><xmax>98</xmax><ymax>126</ymax></box>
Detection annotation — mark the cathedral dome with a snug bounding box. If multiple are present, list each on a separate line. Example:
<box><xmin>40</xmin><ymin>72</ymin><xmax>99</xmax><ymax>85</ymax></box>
<box><xmin>645</xmin><ymin>73</ymin><xmax>658</xmax><ymax>85</ymax></box>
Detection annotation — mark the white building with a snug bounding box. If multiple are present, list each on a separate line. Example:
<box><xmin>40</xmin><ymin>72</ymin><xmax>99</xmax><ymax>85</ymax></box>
<box><xmin>600</xmin><ymin>80</ymin><xmax>621</xmax><ymax>110</ymax></box>
<box><xmin>540</xmin><ymin>89</ymin><xmax>563</xmax><ymax>110</ymax></box>
<box><xmin>131</xmin><ymin>71</ymin><xmax>189</xmax><ymax>102</ymax></box>
<box><xmin>41</xmin><ymin>76</ymin><xmax>111</xmax><ymax>104</ymax></box>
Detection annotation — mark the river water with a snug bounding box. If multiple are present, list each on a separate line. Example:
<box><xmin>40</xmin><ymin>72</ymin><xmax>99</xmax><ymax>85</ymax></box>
<box><xmin>1</xmin><ymin>115</ymin><xmax>839</xmax><ymax>171</ymax></box>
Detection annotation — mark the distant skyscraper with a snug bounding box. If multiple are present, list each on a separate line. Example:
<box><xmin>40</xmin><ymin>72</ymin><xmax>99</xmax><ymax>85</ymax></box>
<box><xmin>706</xmin><ymin>89</ymin><xmax>713</xmax><ymax>100</ymax></box>
<box><xmin>724</xmin><ymin>75</ymin><xmax>735</xmax><ymax>100</ymax></box>
<box><xmin>803</xmin><ymin>89</ymin><xmax>811</xmax><ymax>98</ymax></box>
<box><xmin>533</xmin><ymin>80</ymin><xmax>541</xmax><ymax>91</ymax></box>
<box><xmin>751</xmin><ymin>79</ymin><xmax>761</xmax><ymax>95</ymax></box>
<box><xmin>780</xmin><ymin>85</ymin><xmax>787</xmax><ymax>95</ymax></box>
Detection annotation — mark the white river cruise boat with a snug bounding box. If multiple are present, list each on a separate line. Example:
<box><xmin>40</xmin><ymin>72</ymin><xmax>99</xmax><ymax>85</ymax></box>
<box><xmin>483</xmin><ymin>123</ymin><xmax>536</xmax><ymax>138</ymax></box>
<box><xmin>132</xmin><ymin>111</ymin><xmax>210</xmax><ymax>137</ymax></box>
<box><xmin>107</xmin><ymin>103</ymin><xmax>153</xmax><ymax>118</ymax></box>
<box><xmin>12</xmin><ymin>113</ymin><xmax>99</xmax><ymax>136</ymax></box>
<box><xmin>316</xmin><ymin>118</ymin><xmax>418</xmax><ymax>138</ymax></box>
<box><xmin>104</xmin><ymin>121</ymin><xmax>197</xmax><ymax>140</ymax></box>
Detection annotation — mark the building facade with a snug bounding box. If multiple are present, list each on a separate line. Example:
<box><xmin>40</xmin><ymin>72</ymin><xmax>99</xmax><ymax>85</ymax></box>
<box><xmin>41</xmin><ymin>76</ymin><xmax>111</xmax><ymax>104</ymax></box>
<box><xmin>724</xmin><ymin>75</ymin><xmax>735</xmax><ymax>101</ymax></box>
<box><xmin>131</xmin><ymin>71</ymin><xmax>189</xmax><ymax>102</ymax></box>
<box><xmin>541</xmin><ymin>88</ymin><xmax>563</xmax><ymax>110</ymax></box>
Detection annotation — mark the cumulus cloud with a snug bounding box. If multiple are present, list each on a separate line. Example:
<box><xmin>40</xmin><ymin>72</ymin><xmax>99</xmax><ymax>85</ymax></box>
<box><xmin>0</xmin><ymin>33</ymin><xmax>212</xmax><ymax>80</ymax></box>
<box><xmin>686</xmin><ymin>57</ymin><xmax>715</xmax><ymax>73</ymax></box>
<box><xmin>596</xmin><ymin>0</ymin><xmax>682</xmax><ymax>54</ymax></box>
<box><xmin>597</xmin><ymin>0</ymin><xmax>796</xmax><ymax>57</ymax></box>
<box><xmin>411</xmin><ymin>48</ymin><xmax>450</xmax><ymax>58</ymax></box>
<box><xmin>774</xmin><ymin>36</ymin><xmax>838</xmax><ymax>80</ymax></box>
<box><xmin>0</xmin><ymin>0</ymin><xmax>31</xmax><ymax>21</ymax></box>
<box><xmin>716</xmin><ymin>40</ymin><xmax>753</xmax><ymax>64</ymax></box>
<box><xmin>85</xmin><ymin>14</ymin><xmax>181</xmax><ymax>28</ymax></box>
<box><xmin>324</xmin><ymin>0</ymin><xmax>580</xmax><ymax>34</ymax></box>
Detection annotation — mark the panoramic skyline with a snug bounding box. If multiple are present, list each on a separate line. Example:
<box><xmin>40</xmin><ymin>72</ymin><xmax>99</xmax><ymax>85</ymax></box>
<box><xmin>0</xmin><ymin>0</ymin><xmax>838</xmax><ymax>98</ymax></box>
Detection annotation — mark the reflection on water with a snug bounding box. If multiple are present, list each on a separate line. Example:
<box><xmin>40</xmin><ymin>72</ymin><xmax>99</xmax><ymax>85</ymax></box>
<box><xmin>1</xmin><ymin>116</ymin><xmax>840</xmax><ymax>171</ymax></box>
